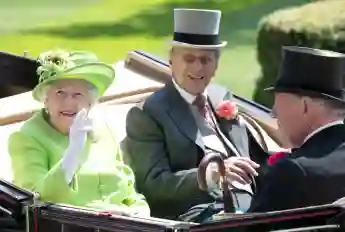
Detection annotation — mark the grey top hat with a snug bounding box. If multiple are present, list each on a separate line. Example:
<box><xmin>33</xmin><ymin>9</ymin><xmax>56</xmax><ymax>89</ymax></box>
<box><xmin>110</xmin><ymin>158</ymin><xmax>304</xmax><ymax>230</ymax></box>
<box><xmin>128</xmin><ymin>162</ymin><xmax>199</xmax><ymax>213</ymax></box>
<box><xmin>171</xmin><ymin>8</ymin><xmax>227</xmax><ymax>49</ymax></box>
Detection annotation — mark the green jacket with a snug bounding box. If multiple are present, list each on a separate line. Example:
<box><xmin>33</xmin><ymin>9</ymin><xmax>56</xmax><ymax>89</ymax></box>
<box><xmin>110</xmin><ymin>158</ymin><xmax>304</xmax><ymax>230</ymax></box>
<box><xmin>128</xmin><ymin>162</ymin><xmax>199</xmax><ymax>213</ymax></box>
<box><xmin>8</xmin><ymin>110</ymin><xmax>150</xmax><ymax>216</ymax></box>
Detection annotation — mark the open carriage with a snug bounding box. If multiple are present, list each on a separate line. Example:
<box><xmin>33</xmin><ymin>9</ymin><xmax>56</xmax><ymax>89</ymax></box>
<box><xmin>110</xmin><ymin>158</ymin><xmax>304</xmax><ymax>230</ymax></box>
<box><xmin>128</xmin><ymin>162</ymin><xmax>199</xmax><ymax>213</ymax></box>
<box><xmin>0</xmin><ymin>50</ymin><xmax>344</xmax><ymax>232</ymax></box>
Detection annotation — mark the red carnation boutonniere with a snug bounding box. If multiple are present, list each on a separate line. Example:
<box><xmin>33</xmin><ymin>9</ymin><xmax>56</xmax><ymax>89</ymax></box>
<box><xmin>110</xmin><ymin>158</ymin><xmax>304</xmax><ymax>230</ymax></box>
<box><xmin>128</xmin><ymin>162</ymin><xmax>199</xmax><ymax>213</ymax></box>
<box><xmin>267</xmin><ymin>151</ymin><xmax>288</xmax><ymax>165</ymax></box>
<box><xmin>216</xmin><ymin>100</ymin><xmax>238</xmax><ymax>120</ymax></box>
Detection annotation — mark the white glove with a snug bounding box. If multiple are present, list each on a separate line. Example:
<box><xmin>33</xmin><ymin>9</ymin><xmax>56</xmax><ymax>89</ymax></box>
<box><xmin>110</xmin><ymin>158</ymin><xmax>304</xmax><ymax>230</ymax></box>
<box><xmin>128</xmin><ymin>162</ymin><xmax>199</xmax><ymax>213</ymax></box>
<box><xmin>61</xmin><ymin>108</ymin><xmax>93</xmax><ymax>184</ymax></box>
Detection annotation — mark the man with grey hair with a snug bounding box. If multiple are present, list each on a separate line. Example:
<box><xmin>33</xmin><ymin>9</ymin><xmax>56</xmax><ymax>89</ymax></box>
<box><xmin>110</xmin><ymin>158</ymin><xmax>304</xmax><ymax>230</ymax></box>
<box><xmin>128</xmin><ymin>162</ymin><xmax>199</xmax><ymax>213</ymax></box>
<box><xmin>124</xmin><ymin>8</ymin><xmax>269</xmax><ymax>219</ymax></box>
<box><xmin>248</xmin><ymin>46</ymin><xmax>345</xmax><ymax>212</ymax></box>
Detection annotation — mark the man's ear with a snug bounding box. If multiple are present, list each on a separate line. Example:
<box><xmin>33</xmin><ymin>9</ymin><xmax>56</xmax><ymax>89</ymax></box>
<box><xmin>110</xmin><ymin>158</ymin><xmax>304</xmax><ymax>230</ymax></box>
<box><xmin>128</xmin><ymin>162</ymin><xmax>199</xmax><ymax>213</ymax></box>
<box><xmin>302</xmin><ymin>98</ymin><xmax>309</xmax><ymax>114</ymax></box>
<box><xmin>169</xmin><ymin>48</ymin><xmax>174</xmax><ymax>67</ymax></box>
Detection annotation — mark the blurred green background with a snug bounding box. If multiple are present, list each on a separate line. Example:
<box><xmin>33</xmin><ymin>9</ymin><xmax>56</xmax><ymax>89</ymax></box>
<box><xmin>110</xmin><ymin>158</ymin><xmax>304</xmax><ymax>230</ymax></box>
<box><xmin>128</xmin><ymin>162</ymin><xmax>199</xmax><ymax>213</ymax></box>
<box><xmin>0</xmin><ymin>0</ymin><xmax>308</xmax><ymax>100</ymax></box>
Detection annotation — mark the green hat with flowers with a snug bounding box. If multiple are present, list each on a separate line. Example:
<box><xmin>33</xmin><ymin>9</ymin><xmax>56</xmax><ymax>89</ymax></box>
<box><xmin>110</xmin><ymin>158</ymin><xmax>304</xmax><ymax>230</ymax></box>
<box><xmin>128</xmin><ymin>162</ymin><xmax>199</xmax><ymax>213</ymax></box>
<box><xmin>32</xmin><ymin>49</ymin><xmax>115</xmax><ymax>101</ymax></box>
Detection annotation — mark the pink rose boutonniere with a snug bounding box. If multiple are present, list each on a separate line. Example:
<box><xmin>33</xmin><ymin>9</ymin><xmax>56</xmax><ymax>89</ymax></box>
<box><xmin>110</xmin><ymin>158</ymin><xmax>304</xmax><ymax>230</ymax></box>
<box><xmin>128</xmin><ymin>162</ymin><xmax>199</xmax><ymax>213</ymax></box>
<box><xmin>216</xmin><ymin>100</ymin><xmax>238</xmax><ymax>120</ymax></box>
<box><xmin>267</xmin><ymin>152</ymin><xmax>288</xmax><ymax>165</ymax></box>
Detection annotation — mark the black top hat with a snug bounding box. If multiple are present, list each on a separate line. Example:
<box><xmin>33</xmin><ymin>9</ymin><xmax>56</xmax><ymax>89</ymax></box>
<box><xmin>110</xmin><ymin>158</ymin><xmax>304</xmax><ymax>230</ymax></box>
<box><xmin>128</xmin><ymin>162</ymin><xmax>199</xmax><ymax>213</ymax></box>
<box><xmin>265</xmin><ymin>46</ymin><xmax>345</xmax><ymax>104</ymax></box>
<box><xmin>0</xmin><ymin>51</ymin><xmax>39</xmax><ymax>88</ymax></box>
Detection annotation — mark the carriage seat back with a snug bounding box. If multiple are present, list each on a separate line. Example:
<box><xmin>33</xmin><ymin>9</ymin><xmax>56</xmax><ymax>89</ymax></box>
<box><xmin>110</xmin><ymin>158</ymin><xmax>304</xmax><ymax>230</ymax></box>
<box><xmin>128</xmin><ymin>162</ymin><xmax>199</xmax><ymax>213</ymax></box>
<box><xmin>0</xmin><ymin>122</ymin><xmax>24</xmax><ymax>182</ymax></box>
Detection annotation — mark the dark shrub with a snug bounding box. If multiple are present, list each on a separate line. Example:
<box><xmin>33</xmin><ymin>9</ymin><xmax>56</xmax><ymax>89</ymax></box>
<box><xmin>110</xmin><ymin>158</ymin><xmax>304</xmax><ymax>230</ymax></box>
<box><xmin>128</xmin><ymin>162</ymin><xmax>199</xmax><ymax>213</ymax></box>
<box><xmin>253</xmin><ymin>0</ymin><xmax>345</xmax><ymax>107</ymax></box>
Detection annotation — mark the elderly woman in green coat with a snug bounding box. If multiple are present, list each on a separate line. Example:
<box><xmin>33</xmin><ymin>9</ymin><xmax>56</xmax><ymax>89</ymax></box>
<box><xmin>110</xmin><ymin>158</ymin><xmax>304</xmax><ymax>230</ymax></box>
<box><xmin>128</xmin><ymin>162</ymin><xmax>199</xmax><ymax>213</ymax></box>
<box><xmin>8</xmin><ymin>49</ymin><xmax>150</xmax><ymax>218</ymax></box>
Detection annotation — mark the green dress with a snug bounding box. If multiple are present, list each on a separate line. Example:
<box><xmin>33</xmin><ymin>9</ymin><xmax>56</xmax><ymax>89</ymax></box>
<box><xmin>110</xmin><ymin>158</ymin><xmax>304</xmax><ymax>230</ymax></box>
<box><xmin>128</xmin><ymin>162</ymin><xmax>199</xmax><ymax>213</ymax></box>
<box><xmin>8</xmin><ymin>110</ymin><xmax>150</xmax><ymax>216</ymax></box>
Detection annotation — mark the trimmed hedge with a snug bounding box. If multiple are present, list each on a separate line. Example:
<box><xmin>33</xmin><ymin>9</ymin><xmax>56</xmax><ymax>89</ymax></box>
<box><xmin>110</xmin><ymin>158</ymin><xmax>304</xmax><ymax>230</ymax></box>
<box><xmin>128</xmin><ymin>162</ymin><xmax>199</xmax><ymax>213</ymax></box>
<box><xmin>253</xmin><ymin>0</ymin><xmax>345</xmax><ymax>107</ymax></box>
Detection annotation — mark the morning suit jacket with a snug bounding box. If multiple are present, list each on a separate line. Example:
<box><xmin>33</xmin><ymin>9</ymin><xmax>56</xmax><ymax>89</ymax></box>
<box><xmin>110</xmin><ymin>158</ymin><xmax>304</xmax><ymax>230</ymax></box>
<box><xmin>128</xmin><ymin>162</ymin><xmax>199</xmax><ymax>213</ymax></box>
<box><xmin>249</xmin><ymin>124</ymin><xmax>345</xmax><ymax>212</ymax></box>
<box><xmin>124</xmin><ymin>82</ymin><xmax>269</xmax><ymax>219</ymax></box>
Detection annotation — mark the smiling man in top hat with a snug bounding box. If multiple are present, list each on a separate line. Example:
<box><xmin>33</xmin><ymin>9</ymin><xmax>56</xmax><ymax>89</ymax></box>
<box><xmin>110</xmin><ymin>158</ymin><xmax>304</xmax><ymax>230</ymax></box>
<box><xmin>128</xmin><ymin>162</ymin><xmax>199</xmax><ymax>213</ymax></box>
<box><xmin>248</xmin><ymin>46</ymin><xmax>345</xmax><ymax>212</ymax></box>
<box><xmin>124</xmin><ymin>8</ymin><xmax>270</xmax><ymax>219</ymax></box>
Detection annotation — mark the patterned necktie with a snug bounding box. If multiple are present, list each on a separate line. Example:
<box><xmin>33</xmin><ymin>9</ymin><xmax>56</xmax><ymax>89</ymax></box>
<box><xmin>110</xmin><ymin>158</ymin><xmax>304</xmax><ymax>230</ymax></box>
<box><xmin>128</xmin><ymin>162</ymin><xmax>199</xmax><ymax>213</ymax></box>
<box><xmin>193</xmin><ymin>94</ymin><xmax>207</xmax><ymax>117</ymax></box>
<box><xmin>193</xmin><ymin>95</ymin><xmax>216</xmax><ymax>129</ymax></box>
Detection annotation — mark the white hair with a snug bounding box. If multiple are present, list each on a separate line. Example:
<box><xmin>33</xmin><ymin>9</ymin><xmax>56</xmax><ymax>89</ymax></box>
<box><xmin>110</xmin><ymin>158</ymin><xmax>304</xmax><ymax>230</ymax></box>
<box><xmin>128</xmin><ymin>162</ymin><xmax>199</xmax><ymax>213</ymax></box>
<box><xmin>40</xmin><ymin>79</ymin><xmax>99</xmax><ymax>105</ymax></box>
<box><xmin>170</xmin><ymin>47</ymin><xmax>221</xmax><ymax>59</ymax></box>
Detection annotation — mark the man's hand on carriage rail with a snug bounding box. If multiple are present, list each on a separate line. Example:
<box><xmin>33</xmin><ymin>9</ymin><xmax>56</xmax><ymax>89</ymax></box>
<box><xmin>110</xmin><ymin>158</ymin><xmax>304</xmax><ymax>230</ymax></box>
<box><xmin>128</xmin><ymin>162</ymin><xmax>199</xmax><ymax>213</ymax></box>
<box><xmin>61</xmin><ymin>108</ymin><xmax>93</xmax><ymax>184</ymax></box>
<box><xmin>224</xmin><ymin>157</ymin><xmax>260</xmax><ymax>185</ymax></box>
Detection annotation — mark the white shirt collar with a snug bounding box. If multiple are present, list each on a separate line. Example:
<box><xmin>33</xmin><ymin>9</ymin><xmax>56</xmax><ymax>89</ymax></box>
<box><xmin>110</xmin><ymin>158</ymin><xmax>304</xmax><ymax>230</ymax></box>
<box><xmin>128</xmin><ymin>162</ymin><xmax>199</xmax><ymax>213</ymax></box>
<box><xmin>303</xmin><ymin>120</ymin><xmax>344</xmax><ymax>144</ymax></box>
<box><xmin>172</xmin><ymin>78</ymin><xmax>208</xmax><ymax>105</ymax></box>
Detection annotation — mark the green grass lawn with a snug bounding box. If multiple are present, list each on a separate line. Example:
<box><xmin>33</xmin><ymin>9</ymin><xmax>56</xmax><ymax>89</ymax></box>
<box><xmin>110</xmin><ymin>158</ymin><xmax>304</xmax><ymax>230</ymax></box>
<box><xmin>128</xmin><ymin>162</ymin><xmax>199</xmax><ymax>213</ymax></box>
<box><xmin>0</xmin><ymin>0</ymin><xmax>308</xmax><ymax>99</ymax></box>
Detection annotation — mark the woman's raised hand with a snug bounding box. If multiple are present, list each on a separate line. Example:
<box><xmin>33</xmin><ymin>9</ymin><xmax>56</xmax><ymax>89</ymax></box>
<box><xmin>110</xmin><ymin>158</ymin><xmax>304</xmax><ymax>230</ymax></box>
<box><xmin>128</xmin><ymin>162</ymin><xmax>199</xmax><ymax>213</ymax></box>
<box><xmin>68</xmin><ymin>108</ymin><xmax>93</xmax><ymax>151</ymax></box>
<box><xmin>62</xmin><ymin>108</ymin><xmax>93</xmax><ymax>184</ymax></box>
